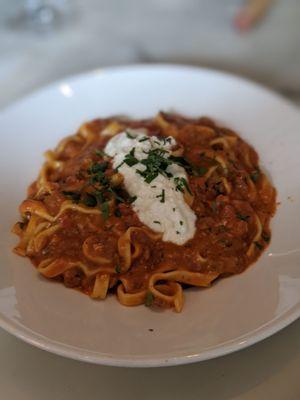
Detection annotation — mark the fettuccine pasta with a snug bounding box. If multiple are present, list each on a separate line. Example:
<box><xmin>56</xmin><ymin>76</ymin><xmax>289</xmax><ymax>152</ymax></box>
<box><xmin>12</xmin><ymin>112</ymin><xmax>276</xmax><ymax>312</ymax></box>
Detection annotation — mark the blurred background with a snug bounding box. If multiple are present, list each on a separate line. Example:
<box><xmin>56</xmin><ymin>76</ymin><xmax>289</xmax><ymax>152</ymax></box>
<box><xmin>0</xmin><ymin>0</ymin><xmax>299</xmax><ymax>109</ymax></box>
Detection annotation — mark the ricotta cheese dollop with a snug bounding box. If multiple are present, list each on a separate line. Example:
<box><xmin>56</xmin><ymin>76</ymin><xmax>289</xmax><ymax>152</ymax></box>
<box><xmin>104</xmin><ymin>130</ymin><xmax>196</xmax><ymax>245</ymax></box>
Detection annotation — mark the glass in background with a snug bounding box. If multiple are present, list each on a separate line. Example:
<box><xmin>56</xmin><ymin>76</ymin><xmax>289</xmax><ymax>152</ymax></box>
<box><xmin>6</xmin><ymin>0</ymin><xmax>73</xmax><ymax>32</ymax></box>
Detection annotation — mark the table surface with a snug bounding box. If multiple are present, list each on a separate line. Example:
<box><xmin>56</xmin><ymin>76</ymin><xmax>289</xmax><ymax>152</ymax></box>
<box><xmin>1</xmin><ymin>319</ymin><xmax>300</xmax><ymax>400</ymax></box>
<box><xmin>1</xmin><ymin>1</ymin><xmax>300</xmax><ymax>398</ymax></box>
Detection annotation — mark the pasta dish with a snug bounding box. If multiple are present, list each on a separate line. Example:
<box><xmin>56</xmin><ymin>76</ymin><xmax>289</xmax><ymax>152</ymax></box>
<box><xmin>12</xmin><ymin>112</ymin><xmax>276</xmax><ymax>312</ymax></box>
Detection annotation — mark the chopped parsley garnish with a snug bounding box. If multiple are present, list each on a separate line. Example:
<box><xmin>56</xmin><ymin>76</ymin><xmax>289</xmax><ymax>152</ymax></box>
<box><xmin>213</xmin><ymin>181</ymin><xmax>224</xmax><ymax>195</ymax></box>
<box><xmin>135</xmin><ymin>148</ymin><xmax>173</xmax><ymax>183</ymax></box>
<box><xmin>128</xmin><ymin>195</ymin><xmax>137</xmax><ymax>204</ymax></box>
<box><xmin>174</xmin><ymin>177</ymin><xmax>192</xmax><ymax>194</ymax></box>
<box><xmin>236</xmin><ymin>213</ymin><xmax>250</xmax><ymax>222</ymax></box>
<box><xmin>63</xmin><ymin>155</ymin><xmax>139</xmax><ymax>215</ymax></box>
<box><xmin>18</xmin><ymin>221</ymin><xmax>25</xmax><ymax>229</ymax></box>
<box><xmin>262</xmin><ymin>232</ymin><xmax>270</xmax><ymax>243</ymax></box>
<box><xmin>173</xmin><ymin>208</ymin><xmax>176</xmax><ymax>212</ymax></box>
<box><xmin>139</xmin><ymin>137</ymin><xmax>150</xmax><ymax>142</ymax></box>
<box><xmin>81</xmin><ymin>194</ymin><xmax>97</xmax><ymax>207</ymax></box>
<box><xmin>122</xmin><ymin>145</ymin><xmax>198</xmax><ymax>189</ymax></box>
<box><xmin>124</xmin><ymin>148</ymin><xmax>139</xmax><ymax>167</ymax></box>
<box><xmin>169</xmin><ymin>155</ymin><xmax>193</xmax><ymax>174</ymax></box>
<box><xmin>145</xmin><ymin>292</ymin><xmax>154</xmax><ymax>307</ymax></box>
<box><xmin>153</xmin><ymin>220</ymin><xmax>161</xmax><ymax>224</ymax></box>
<box><xmin>95</xmin><ymin>149</ymin><xmax>107</xmax><ymax>158</ymax></box>
<box><xmin>106</xmin><ymin>187</ymin><xmax>125</xmax><ymax>203</ymax></box>
<box><xmin>88</xmin><ymin>162</ymin><xmax>110</xmax><ymax>187</ymax></box>
<box><xmin>88</xmin><ymin>161</ymin><xmax>109</xmax><ymax>174</ymax></box>
<box><xmin>115</xmin><ymin>264</ymin><xmax>121</xmax><ymax>274</ymax></box>
<box><xmin>114</xmin><ymin>208</ymin><xmax>122</xmax><ymax>217</ymax></box>
<box><xmin>156</xmin><ymin>189</ymin><xmax>165</xmax><ymax>203</ymax></box>
<box><xmin>197</xmin><ymin>166</ymin><xmax>208</xmax><ymax>177</ymax></box>
<box><xmin>126</xmin><ymin>130</ymin><xmax>135</xmax><ymax>139</ymax></box>
<box><xmin>101</xmin><ymin>201</ymin><xmax>110</xmax><ymax>220</ymax></box>
<box><xmin>254</xmin><ymin>241</ymin><xmax>263</xmax><ymax>250</ymax></box>
<box><xmin>62</xmin><ymin>191</ymin><xmax>81</xmax><ymax>203</ymax></box>
<box><xmin>181</xmin><ymin>177</ymin><xmax>192</xmax><ymax>194</ymax></box>
<box><xmin>93</xmin><ymin>189</ymin><xmax>105</xmax><ymax>204</ymax></box>
<box><xmin>179</xmin><ymin>220</ymin><xmax>183</xmax><ymax>226</ymax></box>
<box><xmin>160</xmin><ymin>137</ymin><xmax>172</xmax><ymax>145</ymax></box>
<box><xmin>176</xmin><ymin>231</ymin><xmax>180</xmax><ymax>234</ymax></box>
<box><xmin>250</xmin><ymin>170</ymin><xmax>260</xmax><ymax>183</ymax></box>
<box><xmin>211</xmin><ymin>201</ymin><xmax>217</xmax><ymax>213</ymax></box>
<box><xmin>151</xmin><ymin>185</ymin><xmax>157</xmax><ymax>188</ymax></box>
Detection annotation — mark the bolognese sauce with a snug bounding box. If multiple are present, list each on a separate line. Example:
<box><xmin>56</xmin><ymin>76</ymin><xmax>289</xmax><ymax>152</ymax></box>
<box><xmin>12</xmin><ymin>112</ymin><xmax>276</xmax><ymax>312</ymax></box>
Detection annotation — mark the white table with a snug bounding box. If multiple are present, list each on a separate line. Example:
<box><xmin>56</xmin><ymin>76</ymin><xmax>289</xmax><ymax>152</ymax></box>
<box><xmin>1</xmin><ymin>1</ymin><xmax>300</xmax><ymax>398</ymax></box>
<box><xmin>1</xmin><ymin>320</ymin><xmax>300</xmax><ymax>399</ymax></box>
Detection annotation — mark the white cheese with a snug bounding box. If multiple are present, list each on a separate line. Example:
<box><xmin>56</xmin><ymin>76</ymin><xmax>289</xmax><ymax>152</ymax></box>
<box><xmin>104</xmin><ymin>130</ymin><xmax>196</xmax><ymax>245</ymax></box>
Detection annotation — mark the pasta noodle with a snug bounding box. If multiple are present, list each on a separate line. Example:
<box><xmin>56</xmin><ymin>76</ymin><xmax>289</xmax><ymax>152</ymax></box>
<box><xmin>12</xmin><ymin>113</ymin><xmax>276</xmax><ymax>312</ymax></box>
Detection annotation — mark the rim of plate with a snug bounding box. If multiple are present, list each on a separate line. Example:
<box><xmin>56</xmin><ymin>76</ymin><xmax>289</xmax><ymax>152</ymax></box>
<box><xmin>1</xmin><ymin>64</ymin><xmax>300</xmax><ymax>368</ymax></box>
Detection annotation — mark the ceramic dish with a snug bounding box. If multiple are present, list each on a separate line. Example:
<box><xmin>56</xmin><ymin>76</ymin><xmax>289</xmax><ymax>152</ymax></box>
<box><xmin>0</xmin><ymin>65</ymin><xmax>299</xmax><ymax>367</ymax></box>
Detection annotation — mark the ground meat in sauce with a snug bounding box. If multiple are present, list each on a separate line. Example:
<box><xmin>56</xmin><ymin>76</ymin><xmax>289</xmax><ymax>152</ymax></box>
<box><xmin>13</xmin><ymin>113</ymin><xmax>276</xmax><ymax>301</ymax></box>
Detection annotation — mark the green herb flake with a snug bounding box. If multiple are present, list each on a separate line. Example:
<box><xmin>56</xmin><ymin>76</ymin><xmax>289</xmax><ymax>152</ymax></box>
<box><xmin>18</xmin><ymin>221</ymin><xmax>25</xmax><ymax>230</ymax></box>
<box><xmin>144</xmin><ymin>172</ymin><xmax>159</xmax><ymax>183</ymax></box>
<box><xmin>124</xmin><ymin>148</ymin><xmax>139</xmax><ymax>167</ymax></box>
<box><xmin>254</xmin><ymin>241</ymin><xmax>263</xmax><ymax>250</ymax></box>
<box><xmin>169</xmin><ymin>155</ymin><xmax>195</xmax><ymax>175</ymax></box>
<box><xmin>176</xmin><ymin>231</ymin><xmax>180</xmax><ymax>234</ymax></box>
<box><xmin>181</xmin><ymin>178</ymin><xmax>192</xmax><ymax>194</ymax></box>
<box><xmin>153</xmin><ymin>220</ymin><xmax>161</xmax><ymax>224</ymax></box>
<box><xmin>197</xmin><ymin>166</ymin><xmax>208</xmax><ymax>177</ymax></box>
<box><xmin>62</xmin><ymin>191</ymin><xmax>81</xmax><ymax>203</ymax></box>
<box><xmin>115</xmin><ymin>161</ymin><xmax>124</xmax><ymax>171</ymax></box>
<box><xmin>95</xmin><ymin>149</ymin><xmax>107</xmax><ymax>158</ymax></box>
<box><xmin>214</xmin><ymin>181</ymin><xmax>224</xmax><ymax>195</ymax></box>
<box><xmin>93</xmin><ymin>190</ymin><xmax>105</xmax><ymax>204</ymax></box>
<box><xmin>81</xmin><ymin>194</ymin><xmax>97</xmax><ymax>207</ymax></box>
<box><xmin>262</xmin><ymin>232</ymin><xmax>270</xmax><ymax>243</ymax></box>
<box><xmin>250</xmin><ymin>170</ymin><xmax>260</xmax><ymax>183</ymax></box>
<box><xmin>139</xmin><ymin>137</ymin><xmax>150</xmax><ymax>142</ymax></box>
<box><xmin>88</xmin><ymin>161</ymin><xmax>109</xmax><ymax>174</ymax></box>
<box><xmin>174</xmin><ymin>177</ymin><xmax>192</xmax><ymax>195</ymax></box>
<box><xmin>114</xmin><ymin>208</ymin><xmax>122</xmax><ymax>217</ymax></box>
<box><xmin>101</xmin><ymin>201</ymin><xmax>110</xmax><ymax>220</ymax></box>
<box><xmin>137</xmin><ymin>148</ymin><xmax>172</xmax><ymax>183</ymax></box>
<box><xmin>156</xmin><ymin>189</ymin><xmax>165</xmax><ymax>203</ymax></box>
<box><xmin>145</xmin><ymin>292</ymin><xmax>154</xmax><ymax>307</ymax></box>
<box><xmin>126</xmin><ymin>130</ymin><xmax>135</xmax><ymax>139</ymax></box>
<box><xmin>128</xmin><ymin>195</ymin><xmax>137</xmax><ymax>204</ymax></box>
<box><xmin>161</xmin><ymin>189</ymin><xmax>165</xmax><ymax>203</ymax></box>
<box><xmin>87</xmin><ymin>161</ymin><xmax>110</xmax><ymax>188</ymax></box>
<box><xmin>179</xmin><ymin>221</ymin><xmax>183</xmax><ymax>226</ymax></box>
<box><xmin>106</xmin><ymin>187</ymin><xmax>125</xmax><ymax>203</ymax></box>
<box><xmin>115</xmin><ymin>264</ymin><xmax>121</xmax><ymax>274</ymax></box>
<box><xmin>236</xmin><ymin>213</ymin><xmax>250</xmax><ymax>222</ymax></box>
<box><xmin>173</xmin><ymin>208</ymin><xmax>176</xmax><ymax>212</ymax></box>
<box><xmin>211</xmin><ymin>201</ymin><xmax>217</xmax><ymax>213</ymax></box>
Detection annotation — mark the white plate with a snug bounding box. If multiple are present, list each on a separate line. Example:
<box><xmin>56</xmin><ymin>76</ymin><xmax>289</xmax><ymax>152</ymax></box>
<box><xmin>0</xmin><ymin>65</ymin><xmax>299</xmax><ymax>367</ymax></box>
